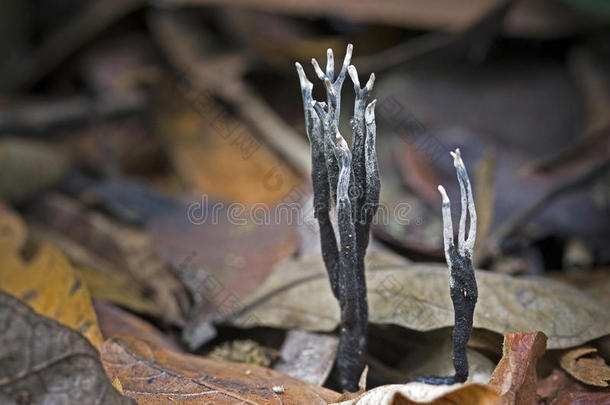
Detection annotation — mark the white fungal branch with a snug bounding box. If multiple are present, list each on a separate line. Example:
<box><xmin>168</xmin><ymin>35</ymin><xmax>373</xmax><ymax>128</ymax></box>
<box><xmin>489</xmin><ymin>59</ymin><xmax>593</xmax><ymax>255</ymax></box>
<box><xmin>438</xmin><ymin>148</ymin><xmax>477</xmax><ymax>261</ymax></box>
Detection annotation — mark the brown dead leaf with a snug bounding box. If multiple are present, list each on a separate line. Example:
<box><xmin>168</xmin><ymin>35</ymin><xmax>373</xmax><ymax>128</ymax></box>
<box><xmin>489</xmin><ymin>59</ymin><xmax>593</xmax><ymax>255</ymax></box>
<box><xmin>149</xmin><ymin>199</ymin><xmax>298</xmax><ymax>348</ymax></box>
<box><xmin>74</xmin><ymin>264</ymin><xmax>161</xmax><ymax>317</ymax></box>
<box><xmin>27</xmin><ymin>193</ymin><xmax>188</xmax><ymax>325</ymax></box>
<box><xmin>94</xmin><ymin>300</ymin><xmax>181</xmax><ymax>352</ymax></box>
<box><xmin>0</xmin><ymin>291</ymin><xmax>135</xmax><ymax>405</ymax></box>
<box><xmin>488</xmin><ymin>331</ymin><xmax>547</xmax><ymax>405</ymax></box>
<box><xmin>0</xmin><ymin>138</ymin><xmax>70</xmax><ymax>203</ymax></box>
<box><xmin>155</xmin><ymin>79</ymin><xmax>302</xmax><ymax>205</ymax></box>
<box><xmin>0</xmin><ymin>242</ymin><xmax>104</xmax><ymax>349</ymax></box>
<box><xmin>537</xmin><ymin>368</ymin><xmax>610</xmax><ymax>405</ymax></box>
<box><xmin>560</xmin><ymin>347</ymin><xmax>610</xmax><ymax>387</ymax></box>
<box><xmin>101</xmin><ymin>335</ymin><xmax>340</xmax><ymax>404</ymax></box>
<box><xmin>0</xmin><ymin>206</ymin><xmax>103</xmax><ymax>348</ymax></box>
<box><xmin>331</xmin><ymin>383</ymin><xmax>501</xmax><ymax>405</ymax></box>
<box><xmin>273</xmin><ymin>330</ymin><xmax>338</xmax><ymax>386</ymax></box>
<box><xmin>227</xmin><ymin>253</ymin><xmax>610</xmax><ymax>349</ymax></box>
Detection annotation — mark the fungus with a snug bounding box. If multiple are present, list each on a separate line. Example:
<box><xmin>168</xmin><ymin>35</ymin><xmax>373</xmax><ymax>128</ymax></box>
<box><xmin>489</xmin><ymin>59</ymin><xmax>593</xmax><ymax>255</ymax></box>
<box><xmin>295</xmin><ymin>45</ymin><xmax>379</xmax><ymax>391</ymax></box>
<box><xmin>408</xmin><ymin>148</ymin><xmax>479</xmax><ymax>385</ymax></box>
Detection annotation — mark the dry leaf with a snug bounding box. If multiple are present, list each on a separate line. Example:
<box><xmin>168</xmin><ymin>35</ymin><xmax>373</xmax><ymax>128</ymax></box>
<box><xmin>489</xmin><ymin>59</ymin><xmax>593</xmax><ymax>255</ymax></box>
<box><xmin>0</xmin><ymin>206</ymin><xmax>103</xmax><ymax>348</ymax></box>
<box><xmin>168</xmin><ymin>0</ymin><xmax>511</xmax><ymax>33</ymax></box>
<box><xmin>536</xmin><ymin>368</ymin><xmax>610</xmax><ymax>405</ymax></box>
<box><xmin>0</xmin><ymin>138</ymin><xmax>70</xmax><ymax>203</ymax></box>
<box><xmin>331</xmin><ymin>382</ymin><xmax>501</xmax><ymax>405</ymax></box>
<box><xmin>155</xmin><ymin>80</ymin><xmax>301</xmax><ymax>205</ymax></box>
<box><xmin>149</xmin><ymin>201</ymin><xmax>298</xmax><ymax>348</ymax></box>
<box><xmin>0</xmin><ymin>242</ymin><xmax>104</xmax><ymax>349</ymax></box>
<box><xmin>273</xmin><ymin>330</ymin><xmax>338</xmax><ymax>386</ymax></box>
<box><xmin>27</xmin><ymin>193</ymin><xmax>188</xmax><ymax>325</ymax></box>
<box><xmin>101</xmin><ymin>335</ymin><xmax>340</xmax><ymax>404</ymax></box>
<box><xmin>75</xmin><ymin>265</ymin><xmax>161</xmax><ymax>317</ymax></box>
<box><xmin>227</xmin><ymin>253</ymin><xmax>610</xmax><ymax>349</ymax></box>
<box><xmin>0</xmin><ymin>291</ymin><xmax>134</xmax><ymax>405</ymax></box>
<box><xmin>399</xmin><ymin>332</ymin><xmax>496</xmax><ymax>384</ymax></box>
<box><xmin>560</xmin><ymin>347</ymin><xmax>610</xmax><ymax>387</ymax></box>
<box><xmin>94</xmin><ymin>300</ymin><xmax>181</xmax><ymax>352</ymax></box>
<box><xmin>488</xmin><ymin>331</ymin><xmax>547</xmax><ymax>405</ymax></box>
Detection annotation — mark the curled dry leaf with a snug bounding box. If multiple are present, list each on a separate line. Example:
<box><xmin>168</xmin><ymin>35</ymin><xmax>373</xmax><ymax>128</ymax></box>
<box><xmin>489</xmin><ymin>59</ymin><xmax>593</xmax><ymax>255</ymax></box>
<box><xmin>101</xmin><ymin>336</ymin><xmax>340</xmax><ymax>404</ymax></box>
<box><xmin>0</xmin><ymin>292</ymin><xmax>134</xmax><ymax>405</ymax></box>
<box><xmin>488</xmin><ymin>331</ymin><xmax>547</xmax><ymax>405</ymax></box>
<box><xmin>537</xmin><ymin>368</ymin><xmax>610</xmax><ymax>405</ymax></box>
<box><xmin>0</xmin><ymin>206</ymin><xmax>103</xmax><ymax>348</ymax></box>
<box><xmin>94</xmin><ymin>300</ymin><xmax>181</xmax><ymax>352</ymax></box>
<box><xmin>226</xmin><ymin>253</ymin><xmax>610</xmax><ymax>349</ymax></box>
<box><xmin>330</xmin><ymin>382</ymin><xmax>501</xmax><ymax>405</ymax></box>
<box><xmin>273</xmin><ymin>330</ymin><xmax>339</xmax><ymax>386</ymax></box>
<box><xmin>560</xmin><ymin>347</ymin><xmax>610</xmax><ymax>387</ymax></box>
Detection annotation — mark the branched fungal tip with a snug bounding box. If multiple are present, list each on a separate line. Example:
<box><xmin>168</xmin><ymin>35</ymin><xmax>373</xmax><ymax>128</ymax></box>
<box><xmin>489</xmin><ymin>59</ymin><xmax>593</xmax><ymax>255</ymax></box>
<box><xmin>365</xmin><ymin>100</ymin><xmax>376</xmax><ymax>123</ymax></box>
<box><xmin>365</xmin><ymin>73</ymin><xmax>375</xmax><ymax>91</ymax></box>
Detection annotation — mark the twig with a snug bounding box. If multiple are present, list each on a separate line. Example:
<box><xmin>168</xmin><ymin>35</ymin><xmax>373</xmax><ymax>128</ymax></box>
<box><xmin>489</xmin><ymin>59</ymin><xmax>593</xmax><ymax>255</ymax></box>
<box><xmin>0</xmin><ymin>0</ymin><xmax>145</xmax><ymax>91</ymax></box>
<box><xmin>148</xmin><ymin>10</ymin><xmax>311</xmax><ymax>175</ymax></box>
<box><xmin>0</xmin><ymin>91</ymin><xmax>146</xmax><ymax>133</ymax></box>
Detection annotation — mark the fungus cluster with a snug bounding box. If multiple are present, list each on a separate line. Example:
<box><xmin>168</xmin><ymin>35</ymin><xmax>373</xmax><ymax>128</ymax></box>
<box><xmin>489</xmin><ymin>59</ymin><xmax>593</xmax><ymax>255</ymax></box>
<box><xmin>296</xmin><ymin>47</ymin><xmax>478</xmax><ymax>391</ymax></box>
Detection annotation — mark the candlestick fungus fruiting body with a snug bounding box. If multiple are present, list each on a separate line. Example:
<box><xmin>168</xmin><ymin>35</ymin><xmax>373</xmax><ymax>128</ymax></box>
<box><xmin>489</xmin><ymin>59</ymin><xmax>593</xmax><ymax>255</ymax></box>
<box><xmin>408</xmin><ymin>148</ymin><xmax>479</xmax><ymax>385</ymax></box>
<box><xmin>296</xmin><ymin>45</ymin><xmax>379</xmax><ymax>392</ymax></box>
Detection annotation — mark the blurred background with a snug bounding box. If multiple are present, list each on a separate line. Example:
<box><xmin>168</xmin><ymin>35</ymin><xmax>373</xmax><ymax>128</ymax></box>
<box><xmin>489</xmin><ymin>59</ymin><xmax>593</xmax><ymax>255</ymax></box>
<box><xmin>0</xmin><ymin>0</ymin><xmax>609</xmax><ymax>317</ymax></box>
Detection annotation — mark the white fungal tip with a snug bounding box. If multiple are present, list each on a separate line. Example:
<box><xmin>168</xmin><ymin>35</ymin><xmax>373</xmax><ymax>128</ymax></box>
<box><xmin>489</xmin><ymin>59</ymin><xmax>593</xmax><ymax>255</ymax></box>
<box><xmin>365</xmin><ymin>73</ymin><xmax>375</xmax><ymax>92</ymax></box>
<box><xmin>365</xmin><ymin>99</ymin><xmax>377</xmax><ymax>123</ymax></box>
<box><xmin>438</xmin><ymin>185</ymin><xmax>449</xmax><ymax>203</ymax></box>
<box><xmin>348</xmin><ymin>65</ymin><xmax>359</xmax><ymax>86</ymax></box>
<box><xmin>451</xmin><ymin>148</ymin><xmax>462</xmax><ymax>164</ymax></box>
<box><xmin>343</xmin><ymin>44</ymin><xmax>353</xmax><ymax>65</ymax></box>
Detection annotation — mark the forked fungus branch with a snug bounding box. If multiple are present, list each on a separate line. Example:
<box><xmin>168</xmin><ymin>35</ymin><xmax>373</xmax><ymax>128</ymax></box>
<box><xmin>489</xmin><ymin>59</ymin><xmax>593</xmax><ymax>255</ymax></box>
<box><xmin>296</xmin><ymin>45</ymin><xmax>380</xmax><ymax>392</ymax></box>
<box><xmin>409</xmin><ymin>148</ymin><xmax>479</xmax><ymax>385</ymax></box>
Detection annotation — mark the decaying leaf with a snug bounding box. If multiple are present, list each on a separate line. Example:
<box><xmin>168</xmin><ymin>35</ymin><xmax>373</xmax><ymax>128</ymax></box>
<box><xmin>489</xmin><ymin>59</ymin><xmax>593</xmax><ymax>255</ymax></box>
<box><xmin>74</xmin><ymin>265</ymin><xmax>161</xmax><ymax>317</ymax></box>
<box><xmin>94</xmin><ymin>301</ymin><xmax>181</xmax><ymax>352</ymax></box>
<box><xmin>0</xmin><ymin>206</ymin><xmax>103</xmax><ymax>348</ymax></box>
<box><xmin>0</xmin><ymin>291</ymin><xmax>134</xmax><ymax>405</ymax></box>
<box><xmin>101</xmin><ymin>336</ymin><xmax>340</xmax><ymax>404</ymax></box>
<box><xmin>226</xmin><ymin>253</ymin><xmax>610</xmax><ymax>349</ymax></box>
<box><xmin>0</xmin><ymin>242</ymin><xmax>104</xmax><ymax>349</ymax></box>
<box><xmin>27</xmin><ymin>193</ymin><xmax>188</xmax><ymax>325</ymax></box>
<box><xmin>330</xmin><ymin>382</ymin><xmax>501</xmax><ymax>405</ymax></box>
<box><xmin>560</xmin><ymin>347</ymin><xmax>610</xmax><ymax>387</ymax></box>
<box><xmin>488</xmin><ymin>331</ymin><xmax>547</xmax><ymax>405</ymax></box>
<box><xmin>155</xmin><ymin>80</ymin><xmax>302</xmax><ymax>205</ymax></box>
<box><xmin>274</xmin><ymin>330</ymin><xmax>339</xmax><ymax>386</ymax></box>
<box><xmin>149</xmin><ymin>200</ymin><xmax>298</xmax><ymax>348</ymax></box>
<box><xmin>0</xmin><ymin>138</ymin><xmax>70</xmax><ymax>203</ymax></box>
<box><xmin>536</xmin><ymin>368</ymin><xmax>610</xmax><ymax>405</ymax></box>
<box><xmin>399</xmin><ymin>332</ymin><xmax>496</xmax><ymax>384</ymax></box>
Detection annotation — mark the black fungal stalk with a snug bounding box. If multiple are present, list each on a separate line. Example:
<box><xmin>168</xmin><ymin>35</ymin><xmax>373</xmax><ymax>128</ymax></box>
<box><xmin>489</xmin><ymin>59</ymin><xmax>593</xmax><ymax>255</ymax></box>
<box><xmin>408</xmin><ymin>148</ymin><xmax>479</xmax><ymax>385</ymax></box>
<box><xmin>296</xmin><ymin>45</ymin><xmax>380</xmax><ymax>392</ymax></box>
